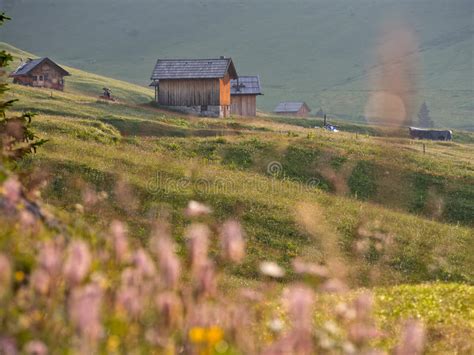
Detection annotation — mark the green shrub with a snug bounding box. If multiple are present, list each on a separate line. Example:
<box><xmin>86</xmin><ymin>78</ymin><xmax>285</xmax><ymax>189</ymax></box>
<box><xmin>348</xmin><ymin>161</ymin><xmax>376</xmax><ymax>200</ymax></box>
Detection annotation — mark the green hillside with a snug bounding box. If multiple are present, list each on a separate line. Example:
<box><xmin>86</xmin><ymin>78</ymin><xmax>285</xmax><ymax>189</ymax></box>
<box><xmin>2</xmin><ymin>41</ymin><xmax>473</xmax><ymax>282</ymax></box>
<box><xmin>1</xmin><ymin>0</ymin><xmax>473</xmax><ymax>129</ymax></box>
<box><xmin>1</xmin><ymin>43</ymin><xmax>473</xmax><ymax>353</ymax></box>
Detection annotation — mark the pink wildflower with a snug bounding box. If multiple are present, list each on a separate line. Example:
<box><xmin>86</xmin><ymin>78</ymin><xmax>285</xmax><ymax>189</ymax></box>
<box><xmin>116</xmin><ymin>286</ymin><xmax>142</xmax><ymax>318</ymax></box>
<box><xmin>0</xmin><ymin>253</ymin><xmax>12</xmax><ymax>295</ymax></box>
<box><xmin>63</xmin><ymin>241</ymin><xmax>91</xmax><ymax>286</ymax></box>
<box><xmin>395</xmin><ymin>319</ymin><xmax>426</xmax><ymax>355</ymax></box>
<box><xmin>19</xmin><ymin>210</ymin><xmax>37</xmax><ymax>232</ymax></box>
<box><xmin>24</xmin><ymin>340</ymin><xmax>48</xmax><ymax>355</ymax></box>
<box><xmin>109</xmin><ymin>220</ymin><xmax>130</xmax><ymax>262</ymax></box>
<box><xmin>195</xmin><ymin>260</ymin><xmax>217</xmax><ymax>298</ymax></box>
<box><xmin>283</xmin><ymin>285</ymin><xmax>315</xmax><ymax>331</ymax></box>
<box><xmin>38</xmin><ymin>240</ymin><xmax>62</xmax><ymax>276</ymax></box>
<box><xmin>133</xmin><ymin>249</ymin><xmax>156</xmax><ymax>278</ymax></box>
<box><xmin>30</xmin><ymin>268</ymin><xmax>51</xmax><ymax>295</ymax></box>
<box><xmin>151</xmin><ymin>233</ymin><xmax>181</xmax><ymax>289</ymax></box>
<box><xmin>185</xmin><ymin>224</ymin><xmax>210</xmax><ymax>273</ymax></box>
<box><xmin>68</xmin><ymin>283</ymin><xmax>103</xmax><ymax>341</ymax></box>
<box><xmin>220</xmin><ymin>220</ymin><xmax>245</xmax><ymax>263</ymax></box>
<box><xmin>354</xmin><ymin>292</ymin><xmax>374</xmax><ymax>320</ymax></box>
<box><xmin>3</xmin><ymin>177</ymin><xmax>21</xmax><ymax>205</ymax></box>
<box><xmin>156</xmin><ymin>291</ymin><xmax>183</xmax><ymax>329</ymax></box>
<box><xmin>0</xmin><ymin>337</ymin><xmax>17</xmax><ymax>355</ymax></box>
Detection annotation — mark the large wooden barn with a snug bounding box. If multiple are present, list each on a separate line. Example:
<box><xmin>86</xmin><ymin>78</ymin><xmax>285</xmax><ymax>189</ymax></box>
<box><xmin>230</xmin><ymin>76</ymin><xmax>262</xmax><ymax>117</ymax></box>
<box><xmin>274</xmin><ymin>102</ymin><xmax>311</xmax><ymax>117</ymax></box>
<box><xmin>10</xmin><ymin>57</ymin><xmax>70</xmax><ymax>91</ymax></box>
<box><xmin>150</xmin><ymin>57</ymin><xmax>238</xmax><ymax>118</ymax></box>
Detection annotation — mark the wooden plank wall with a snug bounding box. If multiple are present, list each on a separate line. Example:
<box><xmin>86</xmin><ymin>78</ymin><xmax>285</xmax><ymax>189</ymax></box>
<box><xmin>219</xmin><ymin>73</ymin><xmax>231</xmax><ymax>106</ymax></box>
<box><xmin>26</xmin><ymin>64</ymin><xmax>65</xmax><ymax>90</ymax></box>
<box><xmin>231</xmin><ymin>95</ymin><xmax>257</xmax><ymax>116</ymax></box>
<box><xmin>158</xmin><ymin>79</ymin><xmax>221</xmax><ymax>106</ymax></box>
<box><xmin>298</xmin><ymin>106</ymin><xmax>310</xmax><ymax>117</ymax></box>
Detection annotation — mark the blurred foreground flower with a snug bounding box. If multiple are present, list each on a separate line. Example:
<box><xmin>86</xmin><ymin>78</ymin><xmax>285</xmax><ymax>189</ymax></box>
<box><xmin>38</xmin><ymin>240</ymin><xmax>62</xmax><ymax>276</ymax></box>
<box><xmin>189</xmin><ymin>325</ymin><xmax>224</xmax><ymax>352</ymax></box>
<box><xmin>2</xmin><ymin>177</ymin><xmax>21</xmax><ymax>206</ymax></box>
<box><xmin>69</xmin><ymin>283</ymin><xmax>103</xmax><ymax>343</ymax></box>
<box><xmin>186</xmin><ymin>224</ymin><xmax>210</xmax><ymax>275</ymax></box>
<box><xmin>24</xmin><ymin>340</ymin><xmax>48</xmax><ymax>355</ymax></box>
<box><xmin>0</xmin><ymin>253</ymin><xmax>12</xmax><ymax>296</ymax></box>
<box><xmin>394</xmin><ymin>319</ymin><xmax>426</xmax><ymax>355</ymax></box>
<box><xmin>292</xmin><ymin>259</ymin><xmax>329</xmax><ymax>278</ymax></box>
<box><xmin>220</xmin><ymin>220</ymin><xmax>245</xmax><ymax>263</ymax></box>
<box><xmin>63</xmin><ymin>241</ymin><xmax>91</xmax><ymax>286</ymax></box>
<box><xmin>109</xmin><ymin>220</ymin><xmax>130</xmax><ymax>263</ymax></box>
<box><xmin>0</xmin><ymin>337</ymin><xmax>17</xmax><ymax>355</ymax></box>
<box><xmin>156</xmin><ymin>291</ymin><xmax>183</xmax><ymax>329</ymax></box>
<box><xmin>151</xmin><ymin>226</ymin><xmax>181</xmax><ymax>289</ymax></box>
<box><xmin>133</xmin><ymin>248</ymin><xmax>156</xmax><ymax>278</ymax></box>
<box><xmin>185</xmin><ymin>200</ymin><xmax>212</xmax><ymax>217</ymax></box>
<box><xmin>259</xmin><ymin>261</ymin><xmax>285</xmax><ymax>278</ymax></box>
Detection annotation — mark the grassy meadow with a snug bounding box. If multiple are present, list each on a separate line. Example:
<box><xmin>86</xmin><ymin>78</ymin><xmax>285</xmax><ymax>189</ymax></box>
<box><xmin>2</xmin><ymin>0</ymin><xmax>473</xmax><ymax>129</ymax></box>
<box><xmin>1</xmin><ymin>42</ymin><xmax>473</xmax><ymax>353</ymax></box>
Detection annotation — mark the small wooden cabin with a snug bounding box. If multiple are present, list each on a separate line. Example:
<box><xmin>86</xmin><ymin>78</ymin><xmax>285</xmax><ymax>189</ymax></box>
<box><xmin>10</xmin><ymin>58</ymin><xmax>70</xmax><ymax>91</ymax></box>
<box><xmin>274</xmin><ymin>102</ymin><xmax>311</xmax><ymax>117</ymax></box>
<box><xmin>150</xmin><ymin>57</ymin><xmax>238</xmax><ymax>118</ymax></box>
<box><xmin>230</xmin><ymin>76</ymin><xmax>263</xmax><ymax>117</ymax></box>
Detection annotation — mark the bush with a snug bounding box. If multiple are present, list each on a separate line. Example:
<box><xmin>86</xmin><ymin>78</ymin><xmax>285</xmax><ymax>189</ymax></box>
<box><xmin>348</xmin><ymin>161</ymin><xmax>376</xmax><ymax>200</ymax></box>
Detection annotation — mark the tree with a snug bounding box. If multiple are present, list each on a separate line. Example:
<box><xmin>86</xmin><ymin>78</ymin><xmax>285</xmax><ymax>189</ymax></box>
<box><xmin>417</xmin><ymin>102</ymin><xmax>434</xmax><ymax>128</ymax></box>
<box><xmin>0</xmin><ymin>13</ymin><xmax>46</xmax><ymax>175</ymax></box>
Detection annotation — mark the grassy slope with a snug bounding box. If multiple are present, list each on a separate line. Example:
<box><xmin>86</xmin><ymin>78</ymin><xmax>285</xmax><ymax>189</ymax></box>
<box><xmin>2</xmin><ymin>0</ymin><xmax>473</xmax><ymax>129</ymax></box>
<box><xmin>2</xmin><ymin>43</ymin><xmax>474</xmax><ymax>353</ymax></box>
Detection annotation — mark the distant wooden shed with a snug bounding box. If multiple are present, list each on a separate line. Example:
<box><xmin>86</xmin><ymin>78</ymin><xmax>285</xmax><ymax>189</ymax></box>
<box><xmin>150</xmin><ymin>57</ymin><xmax>238</xmax><ymax>118</ymax></box>
<box><xmin>274</xmin><ymin>102</ymin><xmax>311</xmax><ymax>117</ymax></box>
<box><xmin>230</xmin><ymin>76</ymin><xmax>263</xmax><ymax>117</ymax></box>
<box><xmin>10</xmin><ymin>57</ymin><xmax>70</xmax><ymax>91</ymax></box>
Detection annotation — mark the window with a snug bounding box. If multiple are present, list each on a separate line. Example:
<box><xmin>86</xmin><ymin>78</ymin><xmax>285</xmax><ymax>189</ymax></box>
<box><xmin>39</xmin><ymin>75</ymin><xmax>44</xmax><ymax>81</ymax></box>
<box><xmin>44</xmin><ymin>73</ymin><xmax>49</xmax><ymax>81</ymax></box>
<box><xmin>33</xmin><ymin>75</ymin><xmax>38</xmax><ymax>81</ymax></box>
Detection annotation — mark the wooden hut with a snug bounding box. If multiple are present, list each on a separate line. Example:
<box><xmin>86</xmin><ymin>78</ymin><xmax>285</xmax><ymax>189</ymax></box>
<box><xmin>274</xmin><ymin>102</ymin><xmax>311</xmax><ymax>117</ymax></box>
<box><xmin>409</xmin><ymin>127</ymin><xmax>452</xmax><ymax>141</ymax></box>
<box><xmin>10</xmin><ymin>57</ymin><xmax>70</xmax><ymax>91</ymax></box>
<box><xmin>150</xmin><ymin>57</ymin><xmax>238</xmax><ymax>118</ymax></box>
<box><xmin>230</xmin><ymin>76</ymin><xmax>263</xmax><ymax>117</ymax></box>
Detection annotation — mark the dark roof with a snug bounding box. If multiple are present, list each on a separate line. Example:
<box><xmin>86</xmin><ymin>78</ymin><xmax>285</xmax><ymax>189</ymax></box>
<box><xmin>10</xmin><ymin>57</ymin><xmax>70</xmax><ymax>77</ymax></box>
<box><xmin>231</xmin><ymin>76</ymin><xmax>263</xmax><ymax>95</ymax></box>
<box><xmin>409</xmin><ymin>127</ymin><xmax>452</xmax><ymax>133</ymax></box>
<box><xmin>151</xmin><ymin>58</ymin><xmax>238</xmax><ymax>80</ymax></box>
<box><xmin>274</xmin><ymin>102</ymin><xmax>310</xmax><ymax>113</ymax></box>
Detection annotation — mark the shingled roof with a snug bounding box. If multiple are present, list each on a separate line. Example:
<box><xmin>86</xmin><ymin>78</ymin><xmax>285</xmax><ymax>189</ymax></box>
<box><xmin>231</xmin><ymin>76</ymin><xmax>263</xmax><ymax>96</ymax></box>
<box><xmin>10</xmin><ymin>57</ymin><xmax>70</xmax><ymax>77</ymax></box>
<box><xmin>151</xmin><ymin>58</ymin><xmax>238</xmax><ymax>80</ymax></box>
<box><xmin>274</xmin><ymin>102</ymin><xmax>310</xmax><ymax>113</ymax></box>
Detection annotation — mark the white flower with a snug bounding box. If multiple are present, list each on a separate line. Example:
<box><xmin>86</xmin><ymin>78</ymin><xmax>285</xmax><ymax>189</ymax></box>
<box><xmin>185</xmin><ymin>200</ymin><xmax>212</xmax><ymax>217</ymax></box>
<box><xmin>259</xmin><ymin>261</ymin><xmax>285</xmax><ymax>278</ymax></box>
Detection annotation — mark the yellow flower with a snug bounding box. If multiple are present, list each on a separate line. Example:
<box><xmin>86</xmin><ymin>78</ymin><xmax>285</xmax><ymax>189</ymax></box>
<box><xmin>189</xmin><ymin>327</ymin><xmax>206</xmax><ymax>343</ymax></box>
<box><xmin>107</xmin><ymin>335</ymin><xmax>120</xmax><ymax>352</ymax></box>
<box><xmin>14</xmin><ymin>271</ymin><xmax>25</xmax><ymax>282</ymax></box>
<box><xmin>206</xmin><ymin>326</ymin><xmax>224</xmax><ymax>345</ymax></box>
